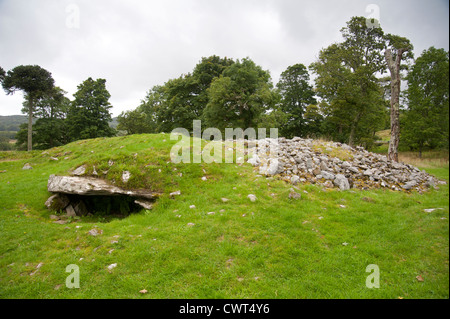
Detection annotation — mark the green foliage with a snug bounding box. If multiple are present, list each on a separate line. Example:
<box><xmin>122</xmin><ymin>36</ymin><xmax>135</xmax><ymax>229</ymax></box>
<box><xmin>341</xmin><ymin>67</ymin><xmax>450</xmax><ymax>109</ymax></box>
<box><xmin>136</xmin><ymin>85</ymin><xmax>167</xmax><ymax>132</ymax></box>
<box><xmin>310</xmin><ymin>16</ymin><xmax>392</xmax><ymax>147</ymax></box>
<box><xmin>1</xmin><ymin>18</ymin><xmax>443</xmax><ymax>156</ymax></box>
<box><xmin>117</xmin><ymin>109</ymin><xmax>155</xmax><ymax>134</ymax></box>
<box><xmin>257</xmin><ymin>109</ymin><xmax>288</xmax><ymax>137</ymax></box>
<box><xmin>129</xmin><ymin>57</ymin><xmax>278</xmax><ymax>135</ymax></box>
<box><xmin>0</xmin><ymin>115</ymin><xmax>28</xmax><ymax>131</ymax></box>
<box><xmin>0</xmin><ymin>143</ymin><xmax>13</xmax><ymax>151</ymax></box>
<box><xmin>2</xmin><ymin>65</ymin><xmax>54</xmax><ymax>98</ymax></box>
<box><xmin>276</xmin><ymin>63</ymin><xmax>317</xmax><ymax>138</ymax></box>
<box><xmin>2</xmin><ymin>65</ymin><xmax>55</xmax><ymax>151</ymax></box>
<box><xmin>0</xmin><ymin>66</ymin><xmax>5</xmax><ymax>84</ymax></box>
<box><xmin>203</xmin><ymin>58</ymin><xmax>275</xmax><ymax>131</ymax></box>
<box><xmin>0</xmin><ymin>132</ymin><xmax>14</xmax><ymax>151</ymax></box>
<box><xmin>66</xmin><ymin>78</ymin><xmax>116</xmax><ymax>141</ymax></box>
<box><xmin>14</xmin><ymin>123</ymin><xmax>28</xmax><ymax>150</ymax></box>
<box><xmin>161</xmin><ymin>74</ymin><xmax>203</xmax><ymax>131</ymax></box>
<box><xmin>385</xmin><ymin>33</ymin><xmax>415</xmax><ymax>65</ymax></box>
<box><xmin>0</xmin><ymin>131</ymin><xmax>17</xmax><ymax>140</ymax></box>
<box><xmin>135</xmin><ymin>56</ymin><xmax>235</xmax><ymax>134</ymax></box>
<box><xmin>36</xmin><ymin>88</ymin><xmax>70</xmax><ymax>149</ymax></box>
<box><xmin>193</xmin><ymin>55</ymin><xmax>235</xmax><ymax>94</ymax></box>
<box><xmin>15</xmin><ymin>87</ymin><xmax>71</xmax><ymax>150</ymax></box>
<box><xmin>303</xmin><ymin>104</ymin><xmax>324</xmax><ymax>138</ymax></box>
<box><xmin>401</xmin><ymin>47</ymin><xmax>449</xmax><ymax>154</ymax></box>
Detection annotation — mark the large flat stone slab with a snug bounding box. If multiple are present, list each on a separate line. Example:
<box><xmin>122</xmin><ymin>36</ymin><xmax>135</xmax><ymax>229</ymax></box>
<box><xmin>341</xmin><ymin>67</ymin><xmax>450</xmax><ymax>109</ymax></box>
<box><xmin>47</xmin><ymin>175</ymin><xmax>160</xmax><ymax>199</ymax></box>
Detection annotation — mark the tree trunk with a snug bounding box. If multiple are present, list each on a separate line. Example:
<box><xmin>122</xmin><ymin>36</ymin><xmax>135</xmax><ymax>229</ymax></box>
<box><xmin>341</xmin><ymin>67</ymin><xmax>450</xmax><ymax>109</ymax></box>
<box><xmin>27</xmin><ymin>98</ymin><xmax>33</xmax><ymax>152</ymax></box>
<box><xmin>348</xmin><ymin>125</ymin><xmax>356</xmax><ymax>147</ymax></box>
<box><xmin>348</xmin><ymin>112</ymin><xmax>362</xmax><ymax>147</ymax></box>
<box><xmin>49</xmin><ymin>103</ymin><xmax>54</xmax><ymax>148</ymax></box>
<box><xmin>385</xmin><ymin>48</ymin><xmax>405</xmax><ymax>162</ymax></box>
<box><xmin>418</xmin><ymin>141</ymin><xmax>423</xmax><ymax>159</ymax></box>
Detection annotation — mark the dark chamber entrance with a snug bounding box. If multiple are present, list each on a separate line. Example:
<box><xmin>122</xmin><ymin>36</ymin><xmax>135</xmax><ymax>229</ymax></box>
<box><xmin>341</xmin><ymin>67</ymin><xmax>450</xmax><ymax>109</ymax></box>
<box><xmin>66</xmin><ymin>194</ymin><xmax>143</xmax><ymax>216</ymax></box>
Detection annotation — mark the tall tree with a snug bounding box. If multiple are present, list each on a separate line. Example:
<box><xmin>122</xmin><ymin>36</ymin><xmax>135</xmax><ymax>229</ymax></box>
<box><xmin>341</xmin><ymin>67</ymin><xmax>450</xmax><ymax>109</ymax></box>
<box><xmin>276</xmin><ymin>63</ymin><xmax>316</xmax><ymax>138</ymax></box>
<box><xmin>303</xmin><ymin>104</ymin><xmax>324</xmax><ymax>138</ymax></box>
<box><xmin>2</xmin><ymin>65</ymin><xmax>55</xmax><ymax>151</ymax></box>
<box><xmin>16</xmin><ymin>86</ymin><xmax>70</xmax><ymax>150</ymax></box>
<box><xmin>138</xmin><ymin>85</ymin><xmax>167</xmax><ymax>132</ymax></box>
<box><xmin>203</xmin><ymin>58</ymin><xmax>275</xmax><ymax>131</ymax></box>
<box><xmin>34</xmin><ymin>87</ymin><xmax>70</xmax><ymax>149</ymax></box>
<box><xmin>192</xmin><ymin>55</ymin><xmax>235</xmax><ymax>111</ymax></box>
<box><xmin>384</xmin><ymin>35</ymin><xmax>414</xmax><ymax>162</ymax></box>
<box><xmin>162</xmin><ymin>74</ymin><xmax>202</xmax><ymax>132</ymax></box>
<box><xmin>402</xmin><ymin>47</ymin><xmax>449</xmax><ymax>156</ymax></box>
<box><xmin>117</xmin><ymin>109</ymin><xmax>155</xmax><ymax>135</ymax></box>
<box><xmin>66</xmin><ymin>77</ymin><xmax>115</xmax><ymax>141</ymax></box>
<box><xmin>310</xmin><ymin>17</ymin><xmax>387</xmax><ymax>146</ymax></box>
<box><xmin>151</xmin><ymin>56</ymin><xmax>235</xmax><ymax>133</ymax></box>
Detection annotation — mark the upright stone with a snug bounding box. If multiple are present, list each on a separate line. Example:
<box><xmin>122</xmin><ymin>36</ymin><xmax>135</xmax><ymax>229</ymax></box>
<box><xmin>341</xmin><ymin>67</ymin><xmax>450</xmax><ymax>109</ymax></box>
<box><xmin>334</xmin><ymin>174</ymin><xmax>350</xmax><ymax>190</ymax></box>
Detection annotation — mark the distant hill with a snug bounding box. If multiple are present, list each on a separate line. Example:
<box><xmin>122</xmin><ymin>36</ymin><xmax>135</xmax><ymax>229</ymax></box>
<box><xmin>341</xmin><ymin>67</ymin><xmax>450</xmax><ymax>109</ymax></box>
<box><xmin>0</xmin><ymin>115</ymin><xmax>119</xmax><ymax>131</ymax></box>
<box><xmin>0</xmin><ymin>115</ymin><xmax>28</xmax><ymax>131</ymax></box>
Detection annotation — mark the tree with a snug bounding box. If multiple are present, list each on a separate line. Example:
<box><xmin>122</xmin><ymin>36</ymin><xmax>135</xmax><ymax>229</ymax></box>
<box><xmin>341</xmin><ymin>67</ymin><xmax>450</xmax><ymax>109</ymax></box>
<box><xmin>137</xmin><ymin>85</ymin><xmax>167</xmax><ymax>132</ymax></box>
<box><xmin>402</xmin><ymin>47</ymin><xmax>449</xmax><ymax>156</ymax></box>
<box><xmin>33</xmin><ymin>87</ymin><xmax>70</xmax><ymax>149</ymax></box>
<box><xmin>66</xmin><ymin>78</ymin><xmax>115</xmax><ymax>141</ymax></box>
<box><xmin>276</xmin><ymin>63</ymin><xmax>316</xmax><ymax>138</ymax></box>
<box><xmin>384</xmin><ymin>35</ymin><xmax>414</xmax><ymax>162</ymax></box>
<box><xmin>257</xmin><ymin>90</ymin><xmax>287</xmax><ymax>135</ymax></box>
<box><xmin>203</xmin><ymin>58</ymin><xmax>275</xmax><ymax>131</ymax></box>
<box><xmin>192</xmin><ymin>55</ymin><xmax>235</xmax><ymax>111</ymax></box>
<box><xmin>303</xmin><ymin>104</ymin><xmax>324</xmax><ymax>138</ymax></box>
<box><xmin>193</xmin><ymin>56</ymin><xmax>235</xmax><ymax>93</ymax></box>
<box><xmin>2</xmin><ymin>65</ymin><xmax>55</xmax><ymax>151</ymax></box>
<box><xmin>149</xmin><ymin>56</ymin><xmax>235</xmax><ymax>133</ymax></box>
<box><xmin>310</xmin><ymin>17</ymin><xmax>387</xmax><ymax>146</ymax></box>
<box><xmin>162</xmin><ymin>74</ymin><xmax>202</xmax><ymax>132</ymax></box>
<box><xmin>16</xmin><ymin>87</ymin><xmax>70</xmax><ymax>150</ymax></box>
<box><xmin>117</xmin><ymin>109</ymin><xmax>155</xmax><ymax>135</ymax></box>
<box><xmin>0</xmin><ymin>66</ymin><xmax>5</xmax><ymax>84</ymax></box>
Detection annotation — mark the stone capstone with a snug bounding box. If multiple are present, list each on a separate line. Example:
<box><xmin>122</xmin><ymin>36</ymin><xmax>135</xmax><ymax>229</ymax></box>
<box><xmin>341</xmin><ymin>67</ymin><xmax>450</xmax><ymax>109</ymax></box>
<box><xmin>47</xmin><ymin>175</ymin><xmax>159</xmax><ymax>199</ymax></box>
<box><xmin>46</xmin><ymin>175</ymin><xmax>160</xmax><ymax>217</ymax></box>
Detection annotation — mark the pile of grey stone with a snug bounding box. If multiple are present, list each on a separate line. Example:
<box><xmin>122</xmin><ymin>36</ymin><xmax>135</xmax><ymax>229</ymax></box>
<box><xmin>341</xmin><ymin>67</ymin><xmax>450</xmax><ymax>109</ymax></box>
<box><xmin>246</xmin><ymin>137</ymin><xmax>445</xmax><ymax>192</ymax></box>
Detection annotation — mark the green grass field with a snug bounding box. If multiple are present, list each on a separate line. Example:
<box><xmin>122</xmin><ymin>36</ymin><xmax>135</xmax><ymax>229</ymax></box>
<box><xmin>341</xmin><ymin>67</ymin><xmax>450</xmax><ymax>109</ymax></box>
<box><xmin>0</xmin><ymin>134</ymin><xmax>448</xmax><ymax>299</ymax></box>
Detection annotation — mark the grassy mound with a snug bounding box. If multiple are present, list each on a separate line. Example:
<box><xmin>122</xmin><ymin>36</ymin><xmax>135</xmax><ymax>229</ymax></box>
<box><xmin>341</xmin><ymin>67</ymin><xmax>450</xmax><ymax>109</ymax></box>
<box><xmin>0</xmin><ymin>134</ymin><xmax>448</xmax><ymax>298</ymax></box>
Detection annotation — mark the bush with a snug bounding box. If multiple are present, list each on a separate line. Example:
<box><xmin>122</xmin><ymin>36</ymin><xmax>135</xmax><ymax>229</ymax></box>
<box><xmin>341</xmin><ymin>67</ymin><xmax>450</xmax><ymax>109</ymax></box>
<box><xmin>0</xmin><ymin>142</ymin><xmax>13</xmax><ymax>151</ymax></box>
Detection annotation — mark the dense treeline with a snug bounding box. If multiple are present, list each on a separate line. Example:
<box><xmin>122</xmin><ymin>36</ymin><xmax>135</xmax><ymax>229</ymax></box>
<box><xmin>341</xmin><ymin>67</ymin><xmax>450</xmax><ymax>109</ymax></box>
<box><xmin>1</xmin><ymin>73</ymin><xmax>116</xmax><ymax>150</ymax></box>
<box><xmin>1</xmin><ymin>16</ymin><xmax>448</xmax><ymax>155</ymax></box>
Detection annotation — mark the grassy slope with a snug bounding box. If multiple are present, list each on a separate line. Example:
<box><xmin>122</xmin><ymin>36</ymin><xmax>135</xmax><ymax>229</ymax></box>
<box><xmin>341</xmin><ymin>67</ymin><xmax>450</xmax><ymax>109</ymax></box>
<box><xmin>0</xmin><ymin>134</ymin><xmax>448</xmax><ymax>299</ymax></box>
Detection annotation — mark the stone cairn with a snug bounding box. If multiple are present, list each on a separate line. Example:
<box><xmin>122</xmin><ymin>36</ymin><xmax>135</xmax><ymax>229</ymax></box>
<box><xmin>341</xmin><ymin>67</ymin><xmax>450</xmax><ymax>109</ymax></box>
<box><xmin>246</xmin><ymin>137</ymin><xmax>445</xmax><ymax>192</ymax></box>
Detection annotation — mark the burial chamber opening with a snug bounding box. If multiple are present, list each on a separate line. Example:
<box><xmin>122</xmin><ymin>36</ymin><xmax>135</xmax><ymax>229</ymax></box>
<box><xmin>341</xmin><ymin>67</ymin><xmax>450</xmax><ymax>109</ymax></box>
<box><xmin>65</xmin><ymin>194</ymin><xmax>144</xmax><ymax>216</ymax></box>
<box><xmin>46</xmin><ymin>192</ymin><xmax>154</xmax><ymax>217</ymax></box>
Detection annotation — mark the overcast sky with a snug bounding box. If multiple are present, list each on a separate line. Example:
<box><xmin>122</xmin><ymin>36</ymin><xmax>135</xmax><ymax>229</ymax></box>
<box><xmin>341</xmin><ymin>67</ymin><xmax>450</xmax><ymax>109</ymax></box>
<box><xmin>0</xmin><ymin>0</ymin><xmax>448</xmax><ymax>117</ymax></box>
